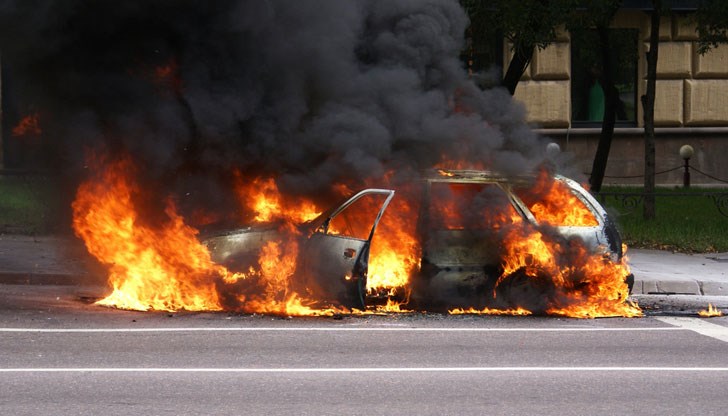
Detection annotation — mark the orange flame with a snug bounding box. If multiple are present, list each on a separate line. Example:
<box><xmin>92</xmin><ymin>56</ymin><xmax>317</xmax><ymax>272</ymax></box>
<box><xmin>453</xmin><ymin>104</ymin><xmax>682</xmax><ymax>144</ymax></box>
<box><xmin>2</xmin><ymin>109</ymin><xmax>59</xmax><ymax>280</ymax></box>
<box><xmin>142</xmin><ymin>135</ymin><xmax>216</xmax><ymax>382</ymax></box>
<box><xmin>449</xmin><ymin>307</ymin><xmax>532</xmax><ymax>316</ymax></box>
<box><xmin>72</xmin><ymin>156</ymin><xmax>242</xmax><ymax>312</ymax></box>
<box><xmin>74</xmin><ymin>156</ymin><xmax>639</xmax><ymax>319</ymax></box>
<box><xmin>698</xmin><ymin>303</ymin><xmax>723</xmax><ymax>317</ymax></box>
<box><xmin>152</xmin><ymin>59</ymin><xmax>183</xmax><ymax>95</ymax></box>
<box><xmin>234</xmin><ymin>173</ymin><xmax>322</xmax><ymax>224</ymax></box>
<box><xmin>495</xmin><ymin>227</ymin><xmax>640</xmax><ymax>318</ymax></box>
<box><xmin>233</xmin><ymin>172</ymin><xmax>421</xmax><ymax>311</ymax></box>
<box><xmin>12</xmin><ymin>113</ymin><xmax>42</xmax><ymax>137</ymax></box>
<box><xmin>240</xmin><ymin>229</ymin><xmax>347</xmax><ymax>316</ymax></box>
<box><xmin>429</xmin><ymin>181</ymin><xmax>523</xmax><ymax>232</ymax></box>
<box><xmin>492</xmin><ymin>172</ymin><xmax>641</xmax><ymax>318</ymax></box>
<box><xmin>516</xmin><ymin>170</ymin><xmax>598</xmax><ymax>227</ymax></box>
<box><xmin>72</xmin><ymin>156</ymin><xmax>353</xmax><ymax>316</ymax></box>
<box><xmin>73</xmin><ymin>157</ymin><xmax>391</xmax><ymax>316</ymax></box>
<box><xmin>367</xmin><ymin>197</ymin><xmax>420</xmax><ymax>296</ymax></box>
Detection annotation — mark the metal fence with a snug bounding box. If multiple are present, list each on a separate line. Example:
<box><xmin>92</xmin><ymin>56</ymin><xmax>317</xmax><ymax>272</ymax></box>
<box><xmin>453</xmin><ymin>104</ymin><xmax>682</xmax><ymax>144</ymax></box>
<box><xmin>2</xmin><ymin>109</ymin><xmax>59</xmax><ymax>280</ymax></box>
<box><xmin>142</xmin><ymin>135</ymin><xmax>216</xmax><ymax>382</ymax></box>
<box><xmin>596</xmin><ymin>191</ymin><xmax>728</xmax><ymax>218</ymax></box>
<box><xmin>594</xmin><ymin>164</ymin><xmax>728</xmax><ymax>218</ymax></box>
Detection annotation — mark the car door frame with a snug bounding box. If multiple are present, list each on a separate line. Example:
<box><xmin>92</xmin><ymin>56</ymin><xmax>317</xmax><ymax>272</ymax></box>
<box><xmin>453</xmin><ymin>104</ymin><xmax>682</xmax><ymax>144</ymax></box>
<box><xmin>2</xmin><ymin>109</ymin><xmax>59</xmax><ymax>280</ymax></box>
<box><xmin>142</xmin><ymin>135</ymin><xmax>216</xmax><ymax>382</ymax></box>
<box><xmin>301</xmin><ymin>189</ymin><xmax>395</xmax><ymax>309</ymax></box>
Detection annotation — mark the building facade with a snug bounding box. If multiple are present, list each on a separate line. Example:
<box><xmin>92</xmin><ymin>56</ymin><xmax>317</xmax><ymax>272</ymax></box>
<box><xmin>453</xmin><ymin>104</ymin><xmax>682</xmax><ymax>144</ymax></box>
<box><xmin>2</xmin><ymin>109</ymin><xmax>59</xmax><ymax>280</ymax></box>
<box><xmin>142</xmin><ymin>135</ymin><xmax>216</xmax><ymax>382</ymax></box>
<box><xmin>509</xmin><ymin>10</ymin><xmax>728</xmax><ymax>186</ymax></box>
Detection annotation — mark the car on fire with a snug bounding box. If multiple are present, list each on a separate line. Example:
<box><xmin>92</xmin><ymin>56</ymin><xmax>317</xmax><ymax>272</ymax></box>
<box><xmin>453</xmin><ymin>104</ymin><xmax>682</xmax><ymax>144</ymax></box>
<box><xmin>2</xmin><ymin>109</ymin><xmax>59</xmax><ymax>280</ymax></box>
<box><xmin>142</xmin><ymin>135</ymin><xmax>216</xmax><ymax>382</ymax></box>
<box><xmin>202</xmin><ymin>169</ymin><xmax>631</xmax><ymax>311</ymax></box>
<box><xmin>410</xmin><ymin>169</ymin><xmax>632</xmax><ymax>310</ymax></box>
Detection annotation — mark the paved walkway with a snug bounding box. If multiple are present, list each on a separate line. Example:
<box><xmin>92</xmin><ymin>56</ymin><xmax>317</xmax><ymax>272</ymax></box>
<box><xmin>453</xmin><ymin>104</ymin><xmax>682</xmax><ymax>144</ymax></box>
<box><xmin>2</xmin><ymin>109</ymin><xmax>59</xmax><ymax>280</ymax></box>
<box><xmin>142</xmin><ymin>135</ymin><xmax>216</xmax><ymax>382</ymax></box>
<box><xmin>629</xmin><ymin>248</ymin><xmax>727</xmax><ymax>296</ymax></box>
<box><xmin>0</xmin><ymin>235</ymin><xmax>104</xmax><ymax>285</ymax></box>
<box><xmin>0</xmin><ymin>234</ymin><xmax>726</xmax><ymax>296</ymax></box>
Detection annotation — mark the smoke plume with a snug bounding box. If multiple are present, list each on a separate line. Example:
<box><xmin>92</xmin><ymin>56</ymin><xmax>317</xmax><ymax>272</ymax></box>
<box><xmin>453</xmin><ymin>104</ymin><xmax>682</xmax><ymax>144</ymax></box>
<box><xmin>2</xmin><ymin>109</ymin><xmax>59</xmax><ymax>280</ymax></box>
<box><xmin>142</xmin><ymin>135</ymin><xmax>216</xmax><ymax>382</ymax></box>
<box><xmin>1</xmin><ymin>0</ymin><xmax>546</xmax><ymax>216</ymax></box>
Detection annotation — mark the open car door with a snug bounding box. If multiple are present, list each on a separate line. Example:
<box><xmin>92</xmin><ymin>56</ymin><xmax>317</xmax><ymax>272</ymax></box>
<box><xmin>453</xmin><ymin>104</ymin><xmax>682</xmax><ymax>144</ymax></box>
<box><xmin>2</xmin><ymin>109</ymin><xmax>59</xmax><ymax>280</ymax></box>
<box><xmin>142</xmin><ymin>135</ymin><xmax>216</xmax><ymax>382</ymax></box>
<box><xmin>301</xmin><ymin>189</ymin><xmax>395</xmax><ymax>310</ymax></box>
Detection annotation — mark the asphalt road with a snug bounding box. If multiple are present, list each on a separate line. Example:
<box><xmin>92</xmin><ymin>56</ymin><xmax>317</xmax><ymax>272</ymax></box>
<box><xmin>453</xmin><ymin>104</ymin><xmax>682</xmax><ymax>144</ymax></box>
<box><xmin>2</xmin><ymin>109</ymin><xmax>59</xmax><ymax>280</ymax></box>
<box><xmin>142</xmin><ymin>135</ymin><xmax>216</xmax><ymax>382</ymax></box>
<box><xmin>1</xmin><ymin>284</ymin><xmax>728</xmax><ymax>415</ymax></box>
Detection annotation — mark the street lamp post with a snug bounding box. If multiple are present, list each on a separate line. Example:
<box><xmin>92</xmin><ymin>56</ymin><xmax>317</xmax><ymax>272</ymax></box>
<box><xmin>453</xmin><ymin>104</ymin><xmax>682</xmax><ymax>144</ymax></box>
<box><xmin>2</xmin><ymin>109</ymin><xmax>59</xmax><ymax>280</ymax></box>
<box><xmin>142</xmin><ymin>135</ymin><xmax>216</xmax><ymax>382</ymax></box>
<box><xmin>679</xmin><ymin>144</ymin><xmax>694</xmax><ymax>188</ymax></box>
<box><xmin>546</xmin><ymin>142</ymin><xmax>561</xmax><ymax>160</ymax></box>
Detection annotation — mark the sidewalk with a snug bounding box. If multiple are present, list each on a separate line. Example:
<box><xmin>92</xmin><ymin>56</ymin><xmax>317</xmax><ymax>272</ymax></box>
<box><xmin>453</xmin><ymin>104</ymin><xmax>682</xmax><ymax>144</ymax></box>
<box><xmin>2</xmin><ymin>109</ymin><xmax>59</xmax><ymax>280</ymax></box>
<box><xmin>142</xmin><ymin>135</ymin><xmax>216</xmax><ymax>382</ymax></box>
<box><xmin>628</xmin><ymin>248</ymin><xmax>728</xmax><ymax>296</ymax></box>
<box><xmin>0</xmin><ymin>234</ymin><xmax>726</xmax><ymax>295</ymax></box>
<box><xmin>0</xmin><ymin>235</ymin><xmax>105</xmax><ymax>286</ymax></box>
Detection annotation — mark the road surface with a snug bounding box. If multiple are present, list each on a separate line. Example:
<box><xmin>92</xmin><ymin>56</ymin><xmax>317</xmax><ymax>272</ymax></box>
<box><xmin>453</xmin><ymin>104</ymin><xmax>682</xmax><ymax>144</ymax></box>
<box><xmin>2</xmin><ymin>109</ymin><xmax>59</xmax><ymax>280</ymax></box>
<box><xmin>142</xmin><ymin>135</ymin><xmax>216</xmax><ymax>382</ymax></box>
<box><xmin>1</xmin><ymin>284</ymin><xmax>727</xmax><ymax>415</ymax></box>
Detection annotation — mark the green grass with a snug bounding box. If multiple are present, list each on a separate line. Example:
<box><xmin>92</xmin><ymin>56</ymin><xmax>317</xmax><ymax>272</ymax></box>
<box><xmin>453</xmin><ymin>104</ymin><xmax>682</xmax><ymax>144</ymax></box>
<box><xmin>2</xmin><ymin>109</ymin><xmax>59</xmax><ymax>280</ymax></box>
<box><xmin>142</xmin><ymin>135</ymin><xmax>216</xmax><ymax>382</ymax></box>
<box><xmin>599</xmin><ymin>187</ymin><xmax>728</xmax><ymax>253</ymax></box>
<box><xmin>0</xmin><ymin>175</ymin><xmax>63</xmax><ymax>234</ymax></box>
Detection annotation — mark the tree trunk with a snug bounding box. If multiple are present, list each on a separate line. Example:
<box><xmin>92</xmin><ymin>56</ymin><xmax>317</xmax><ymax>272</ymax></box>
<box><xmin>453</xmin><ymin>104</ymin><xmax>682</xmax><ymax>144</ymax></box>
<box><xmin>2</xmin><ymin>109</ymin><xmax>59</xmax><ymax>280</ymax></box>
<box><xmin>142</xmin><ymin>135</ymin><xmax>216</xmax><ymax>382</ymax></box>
<box><xmin>501</xmin><ymin>0</ymin><xmax>551</xmax><ymax>96</ymax></box>
<box><xmin>642</xmin><ymin>2</ymin><xmax>660</xmax><ymax>220</ymax></box>
<box><xmin>589</xmin><ymin>25</ymin><xmax>618</xmax><ymax>193</ymax></box>
<box><xmin>502</xmin><ymin>43</ymin><xmax>534</xmax><ymax>95</ymax></box>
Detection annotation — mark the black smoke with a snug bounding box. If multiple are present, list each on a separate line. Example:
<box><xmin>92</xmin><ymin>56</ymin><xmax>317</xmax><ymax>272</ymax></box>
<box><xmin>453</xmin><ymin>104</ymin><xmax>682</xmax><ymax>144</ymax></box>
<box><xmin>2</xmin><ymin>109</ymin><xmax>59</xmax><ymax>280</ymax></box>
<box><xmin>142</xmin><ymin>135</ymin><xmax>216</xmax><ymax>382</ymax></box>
<box><xmin>0</xmin><ymin>0</ymin><xmax>547</xmax><ymax>218</ymax></box>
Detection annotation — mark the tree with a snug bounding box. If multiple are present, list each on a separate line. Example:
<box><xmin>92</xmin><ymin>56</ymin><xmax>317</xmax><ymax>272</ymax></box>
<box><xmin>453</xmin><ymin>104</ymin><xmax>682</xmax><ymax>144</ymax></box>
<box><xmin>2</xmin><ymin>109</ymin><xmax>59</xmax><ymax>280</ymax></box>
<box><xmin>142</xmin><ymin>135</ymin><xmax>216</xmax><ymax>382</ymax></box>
<box><xmin>460</xmin><ymin>0</ymin><xmax>578</xmax><ymax>95</ymax></box>
<box><xmin>642</xmin><ymin>0</ymin><xmax>662</xmax><ymax>220</ymax></box>
<box><xmin>462</xmin><ymin>1</ymin><xmax>624</xmax><ymax>191</ymax></box>
<box><xmin>640</xmin><ymin>1</ymin><xmax>728</xmax><ymax>220</ymax></box>
<box><xmin>567</xmin><ymin>1</ymin><xmax>623</xmax><ymax>193</ymax></box>
<box><xmin>695</xmin><ymin>0</ymin><xmax>728</xmax><ymax>54</ymax></box>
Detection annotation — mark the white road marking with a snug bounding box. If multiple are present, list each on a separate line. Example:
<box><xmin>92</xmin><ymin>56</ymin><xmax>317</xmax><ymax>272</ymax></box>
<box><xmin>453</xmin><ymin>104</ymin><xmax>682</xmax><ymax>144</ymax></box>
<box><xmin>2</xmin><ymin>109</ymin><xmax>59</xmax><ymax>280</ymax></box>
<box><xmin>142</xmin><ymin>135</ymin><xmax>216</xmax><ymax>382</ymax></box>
<box><xmin>655</xmin><ymin>317</ymin><xmax>728</xmax><ymax>343</ymax></box>
<box><xmin>1</xmin><ymin>367</ymin><xmax>727</xmax><ymax>373</ymax></box>
<box><xmin>0</xmin><ymin>326</ymin><xmax>683</xmax><ymax>333</ymax></box>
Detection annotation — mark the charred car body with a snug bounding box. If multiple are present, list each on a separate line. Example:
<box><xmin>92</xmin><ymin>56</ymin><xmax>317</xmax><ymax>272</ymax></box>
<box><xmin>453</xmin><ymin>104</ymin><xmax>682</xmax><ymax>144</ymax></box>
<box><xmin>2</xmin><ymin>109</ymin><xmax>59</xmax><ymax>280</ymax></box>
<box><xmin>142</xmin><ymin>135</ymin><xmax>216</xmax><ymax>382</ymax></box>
<box><xmin>203</xmin><ymin>189</ymin><xmax>395</xmax><ymax>310</ymax></box>
<box><xmin>203</xmin><ymin>170</ymin><xmax>630</xmax><ymax>311</ymax></box>
<box><xmin>410</xmin><ymin>169</ymin><xmax>631</xmax><ymax>310</ymax></box>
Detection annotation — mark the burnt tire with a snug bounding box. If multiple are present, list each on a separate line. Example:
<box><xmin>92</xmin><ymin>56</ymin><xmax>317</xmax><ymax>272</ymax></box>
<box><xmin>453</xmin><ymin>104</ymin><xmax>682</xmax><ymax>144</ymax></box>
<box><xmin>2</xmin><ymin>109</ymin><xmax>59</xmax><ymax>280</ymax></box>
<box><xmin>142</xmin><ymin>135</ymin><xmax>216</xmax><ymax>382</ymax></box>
<box><xmin>494</xmin><ymin>268</ymin><xmax>555</xmax><ymax>314</ymax></box>
<box><xmin>344</xmin><ymin>274</ymin><xmax>367</xmax><ymax>311</ymax></box>
<box><xmin>625</xmin><ymin>273</ymin><xmax>634</xmax><ymax>294</ymax></box>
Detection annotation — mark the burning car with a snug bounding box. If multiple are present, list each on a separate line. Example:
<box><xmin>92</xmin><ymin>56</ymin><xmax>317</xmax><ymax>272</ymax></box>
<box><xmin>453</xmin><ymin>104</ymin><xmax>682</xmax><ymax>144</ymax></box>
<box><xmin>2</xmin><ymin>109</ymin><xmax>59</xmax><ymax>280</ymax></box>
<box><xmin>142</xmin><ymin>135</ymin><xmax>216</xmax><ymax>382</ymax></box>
<box><xmin>73</xmin><ymin>156</ymin><xmax>637</xmax><ymax>317</ymax></box>
<box><xmin>411</xmin><ymin>169</ymin><xmax>633</xmax><ymax>312</ymax></box>
<box><xmin>201</xmin><ymin>168</ymin><xmax>634</xmax><ymax>315</ymax></box>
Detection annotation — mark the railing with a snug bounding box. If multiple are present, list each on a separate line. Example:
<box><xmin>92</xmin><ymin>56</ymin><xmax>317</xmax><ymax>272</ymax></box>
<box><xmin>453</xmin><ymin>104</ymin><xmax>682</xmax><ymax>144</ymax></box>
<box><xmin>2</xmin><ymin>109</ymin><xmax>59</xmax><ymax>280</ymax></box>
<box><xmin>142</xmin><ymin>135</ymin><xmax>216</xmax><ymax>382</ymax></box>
<box><xmin>591</xmin><ymin>164</ymin><xmax>728</xmax><ymax>218</ymax></box>
<box><xmin>596</xmin><ymin>191</ymin><xmax>728</xmax><ymax>218</ymax></box>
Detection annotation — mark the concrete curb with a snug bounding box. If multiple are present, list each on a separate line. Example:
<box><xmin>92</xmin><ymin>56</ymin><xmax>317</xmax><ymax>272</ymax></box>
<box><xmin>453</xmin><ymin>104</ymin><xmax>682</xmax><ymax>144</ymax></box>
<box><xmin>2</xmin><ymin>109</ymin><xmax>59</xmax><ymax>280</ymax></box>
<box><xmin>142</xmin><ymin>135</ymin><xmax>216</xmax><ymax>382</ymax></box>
<box><xmin>0</xmin><ymin>235</ymin><xmax>105</xmax><ymax>286</ymax></box>
<box><xmin>627</xmin><ymin>249</ymin><xmax>728</xmax><ymax>296</ymax></box>
<box><xmin>631</xmin><ymin>279</ymin><xmax>728</xmax><ymax>296</ymax></box>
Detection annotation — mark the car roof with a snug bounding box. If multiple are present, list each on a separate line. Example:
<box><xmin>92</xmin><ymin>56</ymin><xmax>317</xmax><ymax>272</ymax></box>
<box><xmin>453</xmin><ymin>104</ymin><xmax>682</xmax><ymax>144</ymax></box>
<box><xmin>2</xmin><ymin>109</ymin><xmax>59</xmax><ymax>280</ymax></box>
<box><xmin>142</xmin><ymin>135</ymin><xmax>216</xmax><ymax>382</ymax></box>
<box><xmin>425</xmin><ymin>169</ymin><xmax>537</xmax><ymax>186</ymax></box>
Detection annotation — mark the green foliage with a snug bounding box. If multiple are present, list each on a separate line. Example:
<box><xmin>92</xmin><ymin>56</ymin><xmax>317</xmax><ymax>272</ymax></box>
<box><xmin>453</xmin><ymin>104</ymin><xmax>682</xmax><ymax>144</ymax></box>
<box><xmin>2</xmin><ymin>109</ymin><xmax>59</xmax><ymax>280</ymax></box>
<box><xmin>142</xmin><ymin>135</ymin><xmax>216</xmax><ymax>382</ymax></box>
<box><xmin>568</xmin><ymin>0</ymin><xmax>623</xmax><ymax>28</ymax></box>
<box><xmin>0</xmin><ymin>176</ymin><xmax>62</xmax><ymax>234</ymax></box>
<box><xmin>695</xmin><ymin>0</ymin><xmax>728</xmax><ymax>54</ymax></box>
<box><xmin>571</xmin><ymin>29</ymin><xmax>638</xmax><ymax>86</ymax></box>
<box><xmin>461</xmin><ymin>0</ymin><xmax>623</xmax><ymax>55</ymax></box>
<box><xmin>462</xmin><ymin>0</ymin><xmax>576</xmax><ymax>53</ymax></box>
<box><xmin>459</xmin><ymin>0</ymin><xmax>623</xmax><ymax>93</ymax></box>
<box><xmin>601</xmin><ymin>187</ymin><xmax>728</xmax><ymax>253</ymax></box>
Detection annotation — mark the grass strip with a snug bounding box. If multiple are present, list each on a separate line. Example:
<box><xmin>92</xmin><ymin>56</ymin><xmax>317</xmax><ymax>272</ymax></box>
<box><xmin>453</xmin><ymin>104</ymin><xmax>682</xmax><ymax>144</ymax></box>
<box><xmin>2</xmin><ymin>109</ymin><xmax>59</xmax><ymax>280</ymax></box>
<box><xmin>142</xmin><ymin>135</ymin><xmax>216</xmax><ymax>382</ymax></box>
<box><xmin>599</xmin><ymin>187</ymin><xmax>728</xmax><ymax>253</ymax></box>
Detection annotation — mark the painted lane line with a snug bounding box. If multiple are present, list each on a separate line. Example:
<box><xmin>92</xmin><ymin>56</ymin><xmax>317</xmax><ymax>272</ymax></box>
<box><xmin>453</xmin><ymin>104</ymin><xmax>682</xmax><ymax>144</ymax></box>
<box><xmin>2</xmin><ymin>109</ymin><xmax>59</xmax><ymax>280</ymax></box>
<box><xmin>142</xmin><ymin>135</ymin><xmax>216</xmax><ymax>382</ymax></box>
<box><xmin>2</xmin><ymin>367</ymin><xmax>728</xmax><ymax>373</ymax></box>
<box><xmin>0</xmin><ymin>327</ymin><xmax>684</xmax><ymax>333</ymax></box>
<box><xmin>656</xmin><ymin>317</ymin><xmax>728</xmax><ymax>343</ymax></box>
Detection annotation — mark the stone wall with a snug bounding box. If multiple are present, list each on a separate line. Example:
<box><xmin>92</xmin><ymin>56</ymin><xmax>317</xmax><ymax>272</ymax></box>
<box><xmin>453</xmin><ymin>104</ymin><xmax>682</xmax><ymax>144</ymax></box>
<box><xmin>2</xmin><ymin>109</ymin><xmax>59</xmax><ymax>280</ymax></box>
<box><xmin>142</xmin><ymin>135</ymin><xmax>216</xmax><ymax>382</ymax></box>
<box><xmin>510</xmin><ymin>27</ymin><xmax>571</xmax><ymax>128</ymax></box>
<box><xmin>513</xmin><ymin>12</ymin><xmax>728</xmax><ymax>186</ymax></box>
<box><xmin>541</xmin><ymin>128</ymin><xmax>728</xmax><ymax>187</ymax></box>
<box><xmin>651</xmin><ymin>15</ymin><xmax>728</xmax><ymax>127</ymax></box>
<box><xmin>512</xmin><ymin>12</ymin><xmax>728</xmax><ymax>128</ymax></box>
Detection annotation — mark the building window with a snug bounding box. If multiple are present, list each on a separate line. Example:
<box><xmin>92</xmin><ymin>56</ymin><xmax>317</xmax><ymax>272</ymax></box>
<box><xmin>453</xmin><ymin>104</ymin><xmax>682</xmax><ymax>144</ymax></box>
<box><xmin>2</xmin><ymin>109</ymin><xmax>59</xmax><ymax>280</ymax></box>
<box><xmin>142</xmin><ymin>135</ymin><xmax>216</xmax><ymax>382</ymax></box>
<box><xmin>571</xmin><ymin>28</ymin><xmax>639</xmax><ymax>126</ymax></box>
